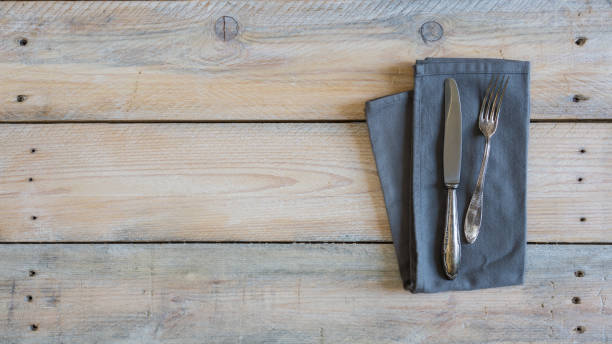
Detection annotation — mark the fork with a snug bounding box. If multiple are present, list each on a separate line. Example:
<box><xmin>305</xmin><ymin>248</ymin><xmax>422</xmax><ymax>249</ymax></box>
<box><xmin>464</xmin><ymin>75</ymin><xmax>509</xmax><ymax>244</ymax></box>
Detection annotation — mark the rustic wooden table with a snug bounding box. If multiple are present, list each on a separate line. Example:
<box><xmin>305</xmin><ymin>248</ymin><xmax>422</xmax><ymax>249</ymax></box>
<box><xmin>1</xmin><ymin>1</ymin><xmax>610</xmax><ymax>343</ymax></box>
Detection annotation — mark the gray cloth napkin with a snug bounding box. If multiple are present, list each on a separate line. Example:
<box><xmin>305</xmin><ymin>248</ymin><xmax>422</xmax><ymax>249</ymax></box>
<box><xmin>366</xmin><ymin>58</ymin><xmax>530</xmax><ymax>293</ymax></box>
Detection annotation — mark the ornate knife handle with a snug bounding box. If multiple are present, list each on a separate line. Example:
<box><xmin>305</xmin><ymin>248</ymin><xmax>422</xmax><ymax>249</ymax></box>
<box><xmin>464</xmin><ymin>138</ymin><xmax>491</xmax><ymax>244</ymax></box>
<box><xmin>443</xmin><ymin>184</ymin><xmax>460</xmax><ymax>280</ymax></box>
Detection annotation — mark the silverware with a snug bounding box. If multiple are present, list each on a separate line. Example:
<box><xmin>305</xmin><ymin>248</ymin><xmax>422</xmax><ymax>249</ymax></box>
<box><xmin>464</xmin><ymin>75</ymin><xmax>509</xmax><ymax>244</ymax></box>
<box><xmin>442</xmin><ymin>78</ymin><xmax>462</xmax><ymax>280</ymax></box>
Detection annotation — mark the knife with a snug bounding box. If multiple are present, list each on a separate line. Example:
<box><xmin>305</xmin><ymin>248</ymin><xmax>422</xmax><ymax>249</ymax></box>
<box><xmin>442</xmin><ymin>78</ymin><xmax>462</xmax><ymax>280</ymax></box>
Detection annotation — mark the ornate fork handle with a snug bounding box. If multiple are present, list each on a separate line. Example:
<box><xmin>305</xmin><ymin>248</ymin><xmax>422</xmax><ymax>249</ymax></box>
<box><xmin>464</xmin><ymin>138</ymin><xmax>491</xmax><ymax>244</ymax></box>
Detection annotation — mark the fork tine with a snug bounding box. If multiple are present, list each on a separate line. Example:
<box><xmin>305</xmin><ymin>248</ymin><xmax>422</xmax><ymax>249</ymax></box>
<box><xmin>485</xmin><ymin>76</ymin><xmax>499</xmax><ymax>120</ymax></box>
<box><xmin>493</xmin><ymin>76</ymin><xmax>510</xmax><ymax>123</ymax></box>
<box><xmin>488</xmin><ymin>75</ymin><xmax>504</xmax><ymax>121</ymax></box>
<box><xmin>481</xmin><ymin>75</ymin><xmax>498</xmax><ymax>121</ymax></box>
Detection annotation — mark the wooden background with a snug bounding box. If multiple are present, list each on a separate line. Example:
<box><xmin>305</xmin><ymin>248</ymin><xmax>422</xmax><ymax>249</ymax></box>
<box><xmin>0</xmin><ymin>1</ymin><xmax>610</xmax><ymax>343</ymax></box>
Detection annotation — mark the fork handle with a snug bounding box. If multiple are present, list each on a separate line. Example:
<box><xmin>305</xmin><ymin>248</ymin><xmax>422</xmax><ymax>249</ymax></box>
<box><xmin>465</xmin><ymin>138</ymin><xmax>491</xmax><ymax>244</ymax></box>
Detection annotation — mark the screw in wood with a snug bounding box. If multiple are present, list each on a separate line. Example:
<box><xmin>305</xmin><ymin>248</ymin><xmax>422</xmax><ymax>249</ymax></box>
<box><xmin>215</xmin><ymin>16</ymin><xmax>239</xmax><ymax>41</ymax></box>
<box><xmin>420</xmin><ymin>21</ymin><xmax>443</xmax><ymax>43</ymax></box>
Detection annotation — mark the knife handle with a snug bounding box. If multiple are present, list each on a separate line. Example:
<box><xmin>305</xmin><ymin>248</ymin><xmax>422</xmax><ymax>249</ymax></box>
<box><xmin>443</xmin><ymin>185</ymin><xmax>461</xmax><ymax>280</ymax></box>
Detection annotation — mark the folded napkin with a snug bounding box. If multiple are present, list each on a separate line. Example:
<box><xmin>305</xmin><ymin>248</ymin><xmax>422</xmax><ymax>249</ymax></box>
<box><xmin>366</xmin><ymin>58</ymin><xmax>530</xmax><ymax>293</ymax></box>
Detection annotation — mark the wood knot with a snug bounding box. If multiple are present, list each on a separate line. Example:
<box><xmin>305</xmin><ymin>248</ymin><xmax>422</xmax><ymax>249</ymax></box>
<box><xmin>215</xmin><ymin>16</ymin><xmax>239</xmax><ymax>41</ymax></box>
<box><xmin>420</xmin><ymin>21</ymin><xmax>443</xmax><ymax>43</ymax></box>
<box><xmin>18</xmin><ymin>37</ymin><xmax>28</xmax><ymax>46</ymax></box>
<box><xmin>16</xmin><ymin>95</ymin><xmax>27</xmax><ymax>103</ymax></box>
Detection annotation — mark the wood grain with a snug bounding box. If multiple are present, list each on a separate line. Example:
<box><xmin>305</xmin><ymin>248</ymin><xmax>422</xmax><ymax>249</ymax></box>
<box><xmin>0</xmin><ymin>122</ymin><xmax>609</xmax><ymax>242</ymax></box>
<box><xmin>0</xmin><ymin>244</ymin><xmax>609</xmax><ymax>343</ymax></box>
<box><xmin>0</xmin><ymin>1</ymin><xmax>611</xmax><ymax>121</ymax></box>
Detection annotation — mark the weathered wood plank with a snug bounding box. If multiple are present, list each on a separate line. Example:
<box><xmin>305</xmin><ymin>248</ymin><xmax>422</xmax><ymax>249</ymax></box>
<box><xmin>0</xmin><ymin>123</ymin><xmax>609</xmax><ymax>242</ymax></box>
<box><xmin>0</xmin><ymin>244</ymin><xmax>609</xmax><ymax>343</ymax></box>
<box><xmin>0</xmin><ymin>1</ymin><xmax>610</xmax><ymax>121</ymax></box>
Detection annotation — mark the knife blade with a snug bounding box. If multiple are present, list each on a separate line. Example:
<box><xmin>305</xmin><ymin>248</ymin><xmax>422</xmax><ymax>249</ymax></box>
<box><xmin>444</xmin><ymin>78</ymin><xmax>462</xmax><ymax>184</ymax></box>
<box><xmin>442</xmin><ymin>78</ymin><xmax>462</xmax><ymax>280</ymax></box>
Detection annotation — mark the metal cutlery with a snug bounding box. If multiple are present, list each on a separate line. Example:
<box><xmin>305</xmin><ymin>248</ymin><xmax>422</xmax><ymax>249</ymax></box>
<box><xmin>442</xmin><ymin>78</ymin><xmax>462</xmax><ymax>280</ymax></box>
<box><xmin>464</xmin><ymin>75</ymin><xmax>509</xmax><ymax>244</ymax></box>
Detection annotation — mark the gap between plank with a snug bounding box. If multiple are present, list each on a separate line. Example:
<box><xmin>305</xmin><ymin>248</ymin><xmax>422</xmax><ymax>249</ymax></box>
<box><xmin>0</xmin><ymin>119</ymin><xmax>611</xmax><ymax>125</ymax></box>
<box><xmin>0</xmin><ymin>119</ymin><xmax>367</xmax><ymax>124</ymax></box>
<box><xmin>0</xmin><ymin>241</ymin><xmax>609</xmax><ymax>245</ymax></box>
<box><xmin>530</xmin><ymin>118</ymin><xmax>612</xmax><ymax>123</ymax></box>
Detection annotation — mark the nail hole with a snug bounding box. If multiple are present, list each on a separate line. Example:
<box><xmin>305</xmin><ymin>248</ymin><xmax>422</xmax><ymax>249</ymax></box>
<box><xmin>572</xmin><ymin>94</ymin><xmax>589</xmax><ymax>102</ymax></box>
<box><xmin>30</xmin><ymin>148</ymin><xmax>36</xmax><ymax>153</ymax></box>
<box><xmin>28</xmin><ymin>177</ymin><xmax>33</xmax><ymax>182</ymax></box>
<box><xmin>16</xmin><ymin>95</ymin><xmax>26</xmax><ymax>102</ymax></box>
<box><xmin>29</xmin><ymin>270</ymin><xmax>36</xmax><ymax>277</ymax></box>
<box><xmin>575</xmin><ymin>325</ymin><xmax>585</xmax><ymax>334</ymax></box>
<box><xmin>572</xmin><ymin>296</ymin><xmax>581</xmax><ymax>304</ymax></box>
<box><xmin>19</xmin><ymin>38</ymin><xmax>28</xmax><ymax>46</ymax></box>
<box><xmin>580</xmin><ymin>217</ymin><xmax>586</xmax><ymax>222</ymax></box>
<box><xmin>31</xmin><ymin>215</ymin><xmax>37</xmax><ymax>221</ymax></box>
<box><xmin>574</xmin><ymin>37</ymin><xmax>587</xmax><ymax>46</ymax></box>
<box><xmin>579</xmin><ymin>148</ymin><xmax>586</xmax><ymax>153</ymax></box>
<box><xmin>577</xmin><ymin>177</ymin><xmax>583</xmax><ymax>182</ymax></box>
<box><xmin>29</xmin><ymin>324</ymin><xmax>38</xmax><ymax>331</ymax></box>
<box><xmin>575</xmin><ymin>270</ymin><xmax>585</xmax><ymax>277</ymax></box>
<box><xmin>25</xmin><ymin>295</ymin><xmax>33</xmax><ymax>302</ymax></box>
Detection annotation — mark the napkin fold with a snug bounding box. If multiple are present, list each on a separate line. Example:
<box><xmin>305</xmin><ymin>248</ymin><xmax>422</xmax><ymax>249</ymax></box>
<box><xmin>366</xmin><ymin>58</ymin><xmax>530</xmax><ymax>293</ymax></box>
